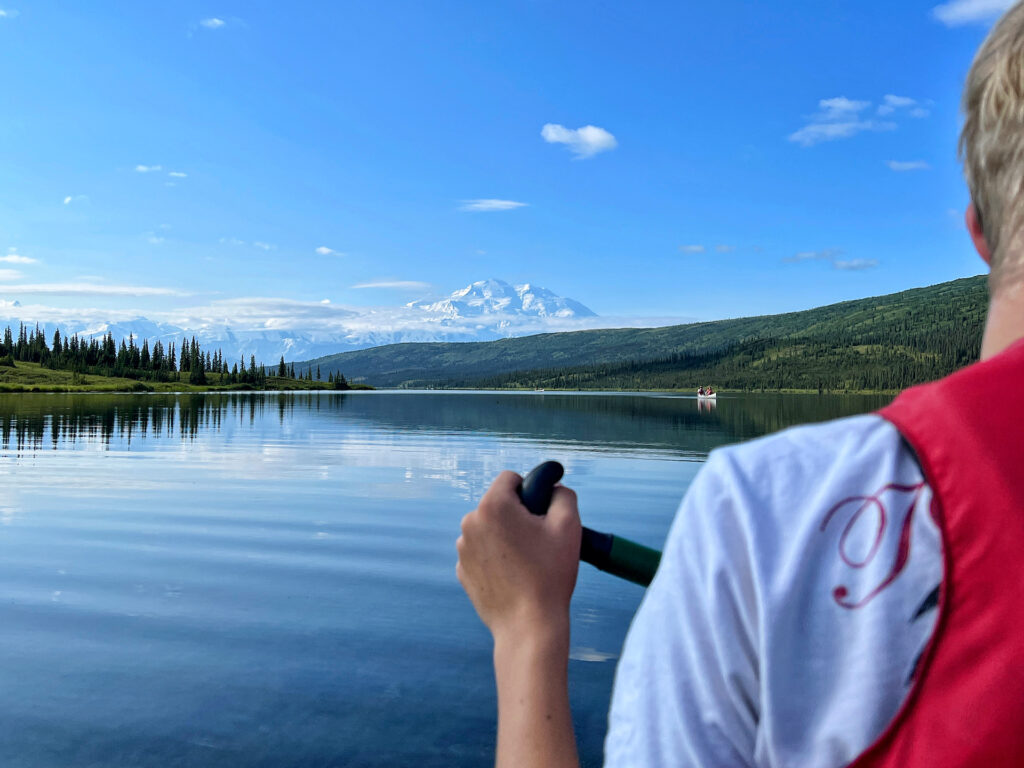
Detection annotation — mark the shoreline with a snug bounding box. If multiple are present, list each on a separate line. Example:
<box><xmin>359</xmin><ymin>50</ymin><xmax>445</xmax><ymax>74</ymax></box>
<box><xmin>0</xmin><ymin>384</ymin><xmax>891</xmax><ymax>396</ymax></box>
<box><xmin>0</xmin><ymin>361</ymin><xmax>370</xmax><ymax>394</ymax></box>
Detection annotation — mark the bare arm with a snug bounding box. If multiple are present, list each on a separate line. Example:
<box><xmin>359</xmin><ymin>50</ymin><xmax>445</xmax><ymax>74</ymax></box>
<box><xmin>457</xmin><ymin>471</ymin><xmax>582</xmax><ymax>768</ymax></box>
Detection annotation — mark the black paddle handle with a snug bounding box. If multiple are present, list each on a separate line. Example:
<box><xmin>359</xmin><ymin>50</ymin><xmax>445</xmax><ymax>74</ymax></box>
<box><xmin>519</xmin><ymin>461</ymin><xmax>661</xmax><ymax>587</ymax></box>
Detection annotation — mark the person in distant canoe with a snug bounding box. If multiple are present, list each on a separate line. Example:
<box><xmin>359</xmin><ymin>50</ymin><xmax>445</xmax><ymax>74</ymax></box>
<box><xmin>697</xmin><ymin>386</ymin><xmax>705</xmax><ymax>396</ymax></box>
<box><xmin>706</xmin><ymin>386</ymin><xmax>714</xmax><ymax>395</ymax></box>
<box><xmin>457</xmin><ymin>5</ymin><xmax>1024</xmax><ymax>767</ymax></box>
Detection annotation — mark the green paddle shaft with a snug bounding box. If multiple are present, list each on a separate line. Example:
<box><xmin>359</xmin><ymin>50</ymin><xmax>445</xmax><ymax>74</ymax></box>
<box><xmin>519</xmin><ymin>461</ymin><xmax>662</xmax><ymax>588</ymax></box>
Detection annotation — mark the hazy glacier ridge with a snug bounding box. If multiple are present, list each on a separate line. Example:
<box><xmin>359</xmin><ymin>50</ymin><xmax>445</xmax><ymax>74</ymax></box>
<box><xmin>0</xmin><ymin>279</ymin><xmax>672</xmax><ymax>364</ymax></box>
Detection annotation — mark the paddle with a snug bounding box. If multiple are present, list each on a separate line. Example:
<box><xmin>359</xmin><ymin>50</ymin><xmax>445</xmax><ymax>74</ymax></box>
<box><xmin>519</xmin><ymin>461</ymin><xmax>662</xmax><ymax>587</ymax></box>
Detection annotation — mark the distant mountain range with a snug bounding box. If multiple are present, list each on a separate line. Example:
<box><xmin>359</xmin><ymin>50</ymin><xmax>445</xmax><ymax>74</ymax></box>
<box><xmin>407</xmin><ymin>279</ymin><xmax>596</xmax><ymax>322</ymax></box>
<box><xmin>296</xmin><ymin>276</ymin><xmax>988</xmax><ymax>392</ymax></box>
<box><xmin>0</xmin><ymin>279</ymin><xmax>599</xmax><ymax>364</ymax></box>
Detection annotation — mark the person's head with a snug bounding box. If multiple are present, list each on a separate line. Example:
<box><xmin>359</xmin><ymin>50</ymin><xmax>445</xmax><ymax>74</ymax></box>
<box><xmin>961</xmin><ymin>0</ymin><xmax>1024</xmax><ymax>293</ymax></box>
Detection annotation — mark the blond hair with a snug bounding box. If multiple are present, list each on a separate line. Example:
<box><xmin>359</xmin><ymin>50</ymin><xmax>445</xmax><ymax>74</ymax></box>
<box><xmin>961</xmin><ymin>0</ymin><xmax>1024</xmax><ymax>286</ymax></box>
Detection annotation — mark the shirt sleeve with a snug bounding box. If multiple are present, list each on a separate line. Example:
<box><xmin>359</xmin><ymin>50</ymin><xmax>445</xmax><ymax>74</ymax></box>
<box><xmin>604</xmin><ymin>451</ymin><xmax>760</xmax><ymax>768</ymax></box>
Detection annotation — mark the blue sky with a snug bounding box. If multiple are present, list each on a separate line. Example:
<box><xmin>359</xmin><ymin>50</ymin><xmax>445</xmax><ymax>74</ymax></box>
<box><xmin>0</xmin><ymin>0</ymin><xmax>1011</xmax><ymax>332</ymax></box>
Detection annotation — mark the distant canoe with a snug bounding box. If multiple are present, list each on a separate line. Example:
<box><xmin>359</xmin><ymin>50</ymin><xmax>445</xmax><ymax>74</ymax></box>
<box><xmin>697</xmin><ymin>393</ymin><xmax>717</xmax><ymax>400</ymax></box>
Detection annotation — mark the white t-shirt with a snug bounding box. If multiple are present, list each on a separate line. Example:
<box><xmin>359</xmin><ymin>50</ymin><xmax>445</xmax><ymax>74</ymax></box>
<box><xmin>605</xmin><ymin>414</ymin><xmax>943</xmax><ymax>768</ymax></box>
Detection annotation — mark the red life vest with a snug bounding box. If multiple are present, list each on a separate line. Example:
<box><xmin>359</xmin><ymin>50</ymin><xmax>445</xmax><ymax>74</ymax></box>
<box><xmin>850</xmin><ymin>339</ymin><xmax>1024</xmax><ymax>768</ymax></box>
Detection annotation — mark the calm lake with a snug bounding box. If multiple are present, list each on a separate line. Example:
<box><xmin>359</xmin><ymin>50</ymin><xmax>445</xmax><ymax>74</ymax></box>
<box><xmin>0</xmin><ymin>390</ymin><xmax>890</xmax><ymax>767</ymax></box>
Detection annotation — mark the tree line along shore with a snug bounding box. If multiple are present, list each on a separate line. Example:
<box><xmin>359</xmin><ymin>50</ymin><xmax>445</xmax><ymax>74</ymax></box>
<box><xmin>0</xmin><ymin>324</ymin><xmax>364</xmax><ymax>393</ymax></box>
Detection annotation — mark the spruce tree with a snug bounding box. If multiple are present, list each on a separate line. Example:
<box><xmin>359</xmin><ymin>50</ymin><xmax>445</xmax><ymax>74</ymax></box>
<box><xmin>278</xmin><ymin>356</ymin><xmax>287</xmax><ymax>377</ymax></box>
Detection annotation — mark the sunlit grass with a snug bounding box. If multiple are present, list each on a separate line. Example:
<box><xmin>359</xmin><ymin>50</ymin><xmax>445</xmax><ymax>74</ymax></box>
<box><xmin>0</xmin><ymin>361</ymin><xmax>358</xmax><ymax>393</ymax></box>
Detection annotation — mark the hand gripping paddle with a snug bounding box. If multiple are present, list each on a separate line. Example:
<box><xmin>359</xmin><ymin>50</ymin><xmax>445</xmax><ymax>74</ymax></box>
<box><xmin>519</xmin><ymin>461</ymin><xmax>662</xmax><ymax>587</ymax></box>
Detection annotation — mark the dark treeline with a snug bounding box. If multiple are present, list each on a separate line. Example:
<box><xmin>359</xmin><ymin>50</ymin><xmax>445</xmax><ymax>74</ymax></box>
<box><xmin>0</xmin><ymin>324</ymin><xmax>349</xmax><ymax>389</ymax></box>
<box><xmin>442</xmin><ymin>307</ymin><xmax>986</xmax><ymax>393</ymax></box>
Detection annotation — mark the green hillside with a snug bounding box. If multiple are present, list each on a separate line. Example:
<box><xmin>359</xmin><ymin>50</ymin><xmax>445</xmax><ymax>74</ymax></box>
<box><xmin>299</xmin><ymin>275</ymin><xmax>988</xmax><ymax>392</ymax></box>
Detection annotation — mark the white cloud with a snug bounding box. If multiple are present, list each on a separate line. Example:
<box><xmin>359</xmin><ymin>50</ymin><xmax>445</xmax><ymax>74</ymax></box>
<box><xmin>888</xmin><ymin>160</ymin><xmax>931</xmax><ymax>171</ymax></box>
<box><xmin>0</xmin><ymin>269</ymin><xmax>22</xmax><ymax>281</ymax></box>
<box><xmin>0</xmin><ymin>282</ymin><xmax>188</xmax><ymax>296</ymax></box>
<box><xmin>789</xmin><ymin>96</ymin><xmax>898</xmax><ymax>146</ymax></box>
<box><xmin>62</xmin><ymin>194</ymin><xmax>88</xmax><ymax>205</ymax></box>
<box><xmin>884</xmin><ymin>95</ymin><xmax>918</xmax><ymax>109</ymax></box>
<box><xmin>819</xmin><ymin>97</ymin><xmax>872</xmax><ymax>119</ymax></box>
<box><xmin>541</xmin><ymin>123</ymin><xmax>618</xmax><ymax>158</ymax></box>
<box><xmin>933</xmin><ymin>0</ymin><xmax>1015</xmax><ymax>26</ymax></box>
<box><xmin>146</xmin><ymin>235</ymin><xmax>165</xmax><ymax>245</ymax></box>
<box><xmin>320</xmin><ymin>299</ymin><xmax>331</xmax><ymax>304</ymax></box>
<box><xmin>790</xmin><ymin>121</ymin><xmax>895</xmax><ymax>146</ymax></box>
<box><xmin>834</xmin><ymin>258</ymin><xmax>880</xmax><ymax>271</ymax></box>
<box><xmin>135</xmin><ymin>164</ymin><xmax>163</xmax><ymax>173</ymax></box>
<box><xmin>784</xmin><ymin>248</ymin><xmax>844</xmax><ymax>264</ymax></box>
<box><xmin>352</xmin><ymin>281</ymin><xmax>432</xmax><ymax>290</ymax></box>
<box><xmin>167</xmin><ymin>296</ymin><xmax>575</xmax><ymax>336</ymax></box>
<box><xmin>679</xmin><ymin>245</ymin><xmax>706</xmax><ymax>254</ymax></box>
<box><xmin>168</xmin><ymin>171</ymin><xmax>187</xmax><ymax>178</ymax></box>
<box><xmin>200</xmin><ymin>17</ymin><xmax>225</xmax><ymax>29</ymax></box>
<box><xmin>878</xmin><ymin>95</ymin><xmax>917</xmax><ymax>115</ymax></box>
<box><xmin>715</xmin><ymin>245</ymin><xmax>736</xmax><ymax>253</ymax></box>
<box><xmin>0</xmin><ymin>290</ymin><xmax>696</xmax><ymax>346</ymax></box>
<box><xmin>783</xmin><ymin>248</ymin><xmax>879</xmax><ymax>271</ymax></box>
<box><xmin>63</xmin><ymin>196</ymin><xmax>72</xmax><ymax>205</ymax></box>
<box><xmin>315</xmin><ymin>246</ymin><xmax>341</xmax><ymax>256</ymax></box>
<box><xmin>220</xmin><ymin>238</ymin><xmax>275</xmax><ymax>251</ymax></box>
<box><xmin>459</xmin><ymin>199</ymin><xmax>528</xmax><ymax>212</ymax></box>
<box><xmin>0</xmin><ymin>9</ymin><xmax>19</xmax><ymax>19</ymax></box>
<box><xmin>878</xmin><ymin>94</ymin><xmax>931</xmax><ymax>118</ymax></box>
<box><xmin>0</xmin><ymin>254</ymin><xmax>35</xmax><ymax>264</ymax></box>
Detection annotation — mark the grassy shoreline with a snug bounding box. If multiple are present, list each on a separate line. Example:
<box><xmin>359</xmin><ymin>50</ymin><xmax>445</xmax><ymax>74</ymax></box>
<box><xmin>0</xmin><ymin>361</ymin><xmax>370</xmax><ymax>394</ymax></box>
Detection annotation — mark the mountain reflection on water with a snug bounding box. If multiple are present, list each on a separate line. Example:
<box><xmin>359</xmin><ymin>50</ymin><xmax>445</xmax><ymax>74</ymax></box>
<box><xmin>0</xmin><ymin>391</ymin><xmax>890</xmax><ymax>767</ymax></box>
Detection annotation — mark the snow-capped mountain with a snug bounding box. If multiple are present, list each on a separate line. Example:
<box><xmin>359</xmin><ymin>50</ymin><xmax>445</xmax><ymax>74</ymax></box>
<box><xmin>407</xmin><ymin>279</ymin><xmax>596</xmax><ymax>321</ymax></box>
<box><xmin>0</xmin><ymin>279</ymin><xmax>598</xmax><ymax>364</ymax></box>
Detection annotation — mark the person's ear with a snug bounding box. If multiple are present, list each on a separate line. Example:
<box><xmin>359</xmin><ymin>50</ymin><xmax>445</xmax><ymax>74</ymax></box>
<box><xmin>967</xmin><ymin>203</ymin><xmax>992</xmax><ymax>266</ymax></box>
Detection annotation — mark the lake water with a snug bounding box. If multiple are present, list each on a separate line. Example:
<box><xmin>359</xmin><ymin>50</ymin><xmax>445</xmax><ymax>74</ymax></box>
<box><xmin>0</xmin><ymin>390</ymin><xmax>890</xmax><ymax>767</ymax></box>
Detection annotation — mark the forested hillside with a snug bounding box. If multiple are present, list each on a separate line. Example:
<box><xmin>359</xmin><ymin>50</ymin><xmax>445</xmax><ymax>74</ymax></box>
<box><xmin>299</xmin><ymin>276</ymin><xmax>987</xmax><ymax>392</ymax></box>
